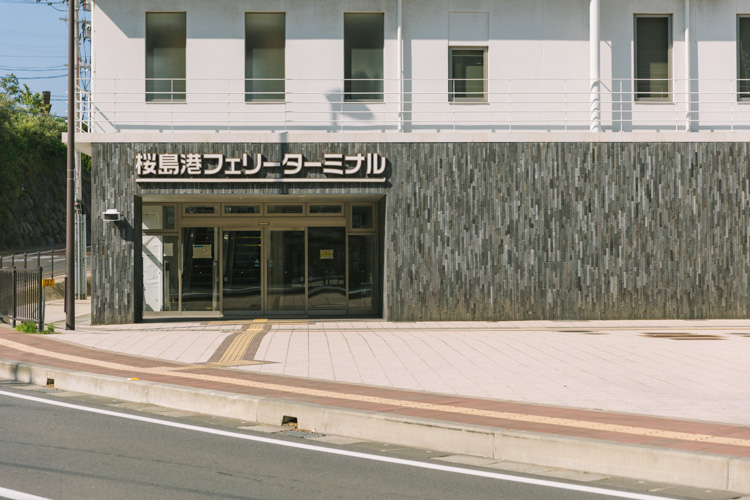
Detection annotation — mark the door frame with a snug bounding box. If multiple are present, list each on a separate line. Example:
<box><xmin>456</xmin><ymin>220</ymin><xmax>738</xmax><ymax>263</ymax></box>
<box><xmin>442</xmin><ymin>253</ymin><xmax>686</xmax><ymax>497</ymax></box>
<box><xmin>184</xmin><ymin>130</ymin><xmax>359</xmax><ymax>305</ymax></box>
<box><xmin>143</xmin><ymin>199</ymin><xmax>379</xmax><ymax>319</ymax></box>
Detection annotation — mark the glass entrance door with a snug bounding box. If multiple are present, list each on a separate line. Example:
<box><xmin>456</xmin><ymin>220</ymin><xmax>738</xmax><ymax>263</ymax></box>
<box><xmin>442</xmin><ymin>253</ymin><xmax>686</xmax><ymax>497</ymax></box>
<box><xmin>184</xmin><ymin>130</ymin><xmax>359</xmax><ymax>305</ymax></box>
<box><xmin>222</xmin><ymin>231</ymin><xmax>262</xmax><ymax>313</ymax></box>
<box><xmin>266</xmin><ymin>230</ymin><xmax>306</xmax><ymax>313</ymax></box>
<box><xmin>308</xmin><ymin>227</ymin><xmax>346</xmax><ymax>312</ymax></box>
<box><xmin>181</xmin><ymin>227</ymin><xmax>220</xmax><ymax>312</ymax></box>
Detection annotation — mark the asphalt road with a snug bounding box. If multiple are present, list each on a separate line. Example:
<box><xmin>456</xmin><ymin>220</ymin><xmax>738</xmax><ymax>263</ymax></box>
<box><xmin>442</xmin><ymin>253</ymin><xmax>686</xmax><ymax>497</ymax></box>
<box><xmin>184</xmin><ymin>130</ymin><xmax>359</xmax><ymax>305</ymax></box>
<box><xmin>0</xmin><ymin>384</ymin><xmax>676</xmax><ymax>500</ymax></box>
<box><xmin>0</xmin><ymin>249</ymin><xmax>89</xmax><ymax>278</ymax></box>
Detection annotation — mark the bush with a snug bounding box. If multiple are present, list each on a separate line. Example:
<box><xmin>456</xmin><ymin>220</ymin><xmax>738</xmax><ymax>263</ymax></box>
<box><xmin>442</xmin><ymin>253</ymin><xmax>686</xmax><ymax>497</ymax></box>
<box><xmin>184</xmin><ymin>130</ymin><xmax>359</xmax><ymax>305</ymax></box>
<box><xmin>14</xmin><ymin>321</ymin><xmax>57</xmax><ymax>334</ymax></box>
<box><xmin>15</xmin><ymin>321</ymin><xmax>37</xmax><ymax>333</ymax></box>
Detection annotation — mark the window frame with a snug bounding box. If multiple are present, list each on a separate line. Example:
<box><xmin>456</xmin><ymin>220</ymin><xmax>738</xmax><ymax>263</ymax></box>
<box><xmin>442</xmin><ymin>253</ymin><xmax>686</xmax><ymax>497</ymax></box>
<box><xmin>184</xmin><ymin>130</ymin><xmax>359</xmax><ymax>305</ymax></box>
<box><xmin>738</xmin><ymin>15</ymin><xmax>750</xmax><ymax>101</ymax></box>
<box><xmin>448</xmin><ymin>46</ymin><xmax>488</xmax><ymax>103</ymax></box>
<box><xmin>245</xmin><ymin>12</ymin><xmax>286</xmax><ymax>103</ymax></box>
<box><xmin>634</xmin><ymin>14</ymin><xmax>673</xmax><ymax>103</ymax></box>
<box><xmin>343</xmin><ymin>12</ymin><xmax>385</xmax><ymax>102</ymax></box>
<box><xmin>145</xmin><ymin>12</ymin><xmax>187</xmax><ymax>103</ymax></box>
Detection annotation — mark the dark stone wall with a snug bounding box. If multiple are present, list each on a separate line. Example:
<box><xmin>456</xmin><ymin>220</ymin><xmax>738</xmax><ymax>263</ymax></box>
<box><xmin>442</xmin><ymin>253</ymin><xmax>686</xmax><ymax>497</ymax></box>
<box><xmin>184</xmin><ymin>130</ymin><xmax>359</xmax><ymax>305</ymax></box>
<box><xmin>91</xmin><ymin>141</ymin><xmax>750</xmax><ymax>323</ymax></box>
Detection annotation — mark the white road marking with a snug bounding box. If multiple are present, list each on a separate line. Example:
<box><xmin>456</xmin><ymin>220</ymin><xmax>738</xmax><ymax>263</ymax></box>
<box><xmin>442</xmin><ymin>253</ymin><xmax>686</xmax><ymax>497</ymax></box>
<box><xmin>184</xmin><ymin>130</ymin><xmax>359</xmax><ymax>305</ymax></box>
<box><xmin>0</xmin><ymin>389</ymin><xmax>676</xmax><ymax>500</ymax></box>
<box><xmin>0</xmin><ymin>486</ymin><xmax>51</xmax><ymax>500</ymax></box>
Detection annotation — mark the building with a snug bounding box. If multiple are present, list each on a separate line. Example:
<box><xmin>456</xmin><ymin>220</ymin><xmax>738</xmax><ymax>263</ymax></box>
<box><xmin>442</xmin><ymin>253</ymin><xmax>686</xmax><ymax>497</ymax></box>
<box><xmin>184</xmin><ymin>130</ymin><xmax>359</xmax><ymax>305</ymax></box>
<box><xmin>78</xmin><ymin>0</ymin><xmax>750</xmax><ymax>324</ymax></box>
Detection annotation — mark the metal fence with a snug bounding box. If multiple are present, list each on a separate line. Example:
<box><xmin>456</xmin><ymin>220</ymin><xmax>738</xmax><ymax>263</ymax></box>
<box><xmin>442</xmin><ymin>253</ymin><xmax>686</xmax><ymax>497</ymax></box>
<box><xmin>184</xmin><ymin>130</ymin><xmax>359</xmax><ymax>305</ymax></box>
<box><xmin>0</xmin><ymin>248</ymin><xmax>64</xmax><ymax>279</ymax></box>
<box><xmin>0</xmin><ymin>267</ymin><xmax>44</xmax><ymax>330</ymax></box>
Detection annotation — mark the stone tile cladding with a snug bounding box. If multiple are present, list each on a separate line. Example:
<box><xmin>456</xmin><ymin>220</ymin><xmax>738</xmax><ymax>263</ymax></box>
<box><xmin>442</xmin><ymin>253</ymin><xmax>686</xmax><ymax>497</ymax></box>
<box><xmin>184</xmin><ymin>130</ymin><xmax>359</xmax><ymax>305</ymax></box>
<box><xmin>92</xmin><ymin>142</ymin><xmax>750</xmax><ymax>324</ymax></box>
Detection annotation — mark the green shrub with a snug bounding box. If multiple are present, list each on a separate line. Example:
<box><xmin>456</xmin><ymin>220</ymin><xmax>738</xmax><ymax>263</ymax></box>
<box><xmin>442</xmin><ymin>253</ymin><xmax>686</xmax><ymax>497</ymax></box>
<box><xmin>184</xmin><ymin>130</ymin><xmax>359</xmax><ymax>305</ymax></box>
<box><xmin>13</xmin><ymin>321</ymin><xmax>57</xmax><ymax>334</ymax></box>
<box><xmin>15</xmin><ymin>321</ymin><xmax>37</xmax><ymax>333</ymax></box>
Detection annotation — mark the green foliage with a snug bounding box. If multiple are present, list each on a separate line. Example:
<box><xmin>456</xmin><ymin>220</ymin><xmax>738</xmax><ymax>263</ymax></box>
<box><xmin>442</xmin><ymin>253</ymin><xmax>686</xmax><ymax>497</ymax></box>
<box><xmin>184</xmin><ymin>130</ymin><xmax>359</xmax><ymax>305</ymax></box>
<box><xmin>14</xmin><ymin>321</ymin><xmax>58</xmax><ymax>334</ymax></box>
<box><xmin>0</xmin><ymin>73</ymin><xmax>68</xmax><ymax>250</ymax></box>
<box><xmin>15</xmin><ymin>321</ymin><xmax>37</xmax><ymax>333</ymax></box>
<box><xmin>0</xmin><ymin>74</ymin><xmax>51</xmax><ymax>115</ymax></box>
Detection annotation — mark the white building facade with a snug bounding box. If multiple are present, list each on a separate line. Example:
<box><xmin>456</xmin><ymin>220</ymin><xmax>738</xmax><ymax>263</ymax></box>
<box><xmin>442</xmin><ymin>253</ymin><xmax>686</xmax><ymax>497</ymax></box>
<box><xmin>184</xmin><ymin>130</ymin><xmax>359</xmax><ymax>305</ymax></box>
<box><xmin>80</xmin><ymin>0</ymin><xmax>750</xmax><ymax>323</ymax></box>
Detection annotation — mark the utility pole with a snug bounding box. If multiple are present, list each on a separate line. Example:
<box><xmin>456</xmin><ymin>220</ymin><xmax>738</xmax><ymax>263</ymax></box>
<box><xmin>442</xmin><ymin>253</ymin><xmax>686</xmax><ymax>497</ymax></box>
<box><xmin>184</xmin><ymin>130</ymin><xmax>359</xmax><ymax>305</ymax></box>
<box><xmin>74</xmin><ymin>0</ymin><xmax>87</xmax><ymax>300</ymax></box>
<box><xmin>66</xmin><ymin>0</ymin><xmax>77</xmax><ymax>330</ymax></box>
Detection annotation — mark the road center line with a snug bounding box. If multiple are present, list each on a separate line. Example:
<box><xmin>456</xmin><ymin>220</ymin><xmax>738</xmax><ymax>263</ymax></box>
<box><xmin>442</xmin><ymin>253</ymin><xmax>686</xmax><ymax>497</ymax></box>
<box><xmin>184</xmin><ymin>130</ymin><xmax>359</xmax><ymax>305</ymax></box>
<box><xmin>0</xmin><ymin>389</ymin><xmax>675</xmax><ymax>500</ymax></box>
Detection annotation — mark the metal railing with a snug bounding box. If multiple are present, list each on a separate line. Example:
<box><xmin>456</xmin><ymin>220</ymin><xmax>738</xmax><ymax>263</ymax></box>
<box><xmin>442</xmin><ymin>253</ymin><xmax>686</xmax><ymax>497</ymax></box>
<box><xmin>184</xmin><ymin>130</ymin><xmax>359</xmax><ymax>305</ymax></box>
<box><xmin>0</xmin><ymin>267</ymin><xmax>44</xmax><ymax>330</ymax></box>
<box><xmin>0</xmin><ymin>248</ymin><xmax>65</xmax><ymax>279</ymax></box>
<box><xmin>76</xmin><ymin>77</ymin><xmax>750</xmax><ymax>133</ymax></box>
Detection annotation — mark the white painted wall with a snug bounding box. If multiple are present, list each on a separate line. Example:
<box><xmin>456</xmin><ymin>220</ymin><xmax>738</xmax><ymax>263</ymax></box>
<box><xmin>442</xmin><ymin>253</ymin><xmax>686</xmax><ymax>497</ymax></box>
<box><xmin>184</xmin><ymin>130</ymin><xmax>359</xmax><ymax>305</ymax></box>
<box><xmin>88</xmin><ymin>0</ymin><xmax>750</xmax><ymax>133</ymax></box>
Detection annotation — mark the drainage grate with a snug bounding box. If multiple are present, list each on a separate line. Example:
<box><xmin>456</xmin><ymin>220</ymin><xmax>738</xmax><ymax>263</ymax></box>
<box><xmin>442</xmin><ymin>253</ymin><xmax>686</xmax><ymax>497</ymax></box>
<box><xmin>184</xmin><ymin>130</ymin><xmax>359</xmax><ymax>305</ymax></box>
<box><xmin>641</xmin><ymin>332</ymin><xmax>725</xmax><ymax>340</ymax></box>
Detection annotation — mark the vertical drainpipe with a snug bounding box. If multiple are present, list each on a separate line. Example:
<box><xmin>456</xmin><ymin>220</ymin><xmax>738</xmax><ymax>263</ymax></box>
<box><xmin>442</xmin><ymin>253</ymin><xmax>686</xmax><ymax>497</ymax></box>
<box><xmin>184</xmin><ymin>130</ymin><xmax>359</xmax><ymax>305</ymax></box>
<box><xmin>590</xmin><ymin>0</ymin><xmax>601</xmax><ymax>132</ymax></box>
<box><xmin>397</xmin><ymin>0</ymin><xmax>403</xmax><ymax>132</ymax></box>
<box><xmin>685</xmin><ymin>0</ymin><xmax>691</xmax><ymax>131</ymax></box>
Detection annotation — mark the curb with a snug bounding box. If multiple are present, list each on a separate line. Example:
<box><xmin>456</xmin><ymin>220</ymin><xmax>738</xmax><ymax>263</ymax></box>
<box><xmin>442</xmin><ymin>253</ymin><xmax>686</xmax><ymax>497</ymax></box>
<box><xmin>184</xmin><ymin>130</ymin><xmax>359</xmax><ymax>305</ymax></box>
<box><xmin>2</xmin><ymin>358</ymin><xmax>749</xmax><ymax>494</ymax></box>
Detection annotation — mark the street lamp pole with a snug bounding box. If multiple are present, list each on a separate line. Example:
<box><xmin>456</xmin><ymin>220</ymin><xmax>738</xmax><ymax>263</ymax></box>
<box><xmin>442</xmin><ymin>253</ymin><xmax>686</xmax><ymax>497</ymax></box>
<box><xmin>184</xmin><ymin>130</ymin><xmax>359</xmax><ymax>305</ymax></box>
<box><xmin>66</xmin><ymin>0</ymin><xmax>76</xmax><ymax>330</ymax></box>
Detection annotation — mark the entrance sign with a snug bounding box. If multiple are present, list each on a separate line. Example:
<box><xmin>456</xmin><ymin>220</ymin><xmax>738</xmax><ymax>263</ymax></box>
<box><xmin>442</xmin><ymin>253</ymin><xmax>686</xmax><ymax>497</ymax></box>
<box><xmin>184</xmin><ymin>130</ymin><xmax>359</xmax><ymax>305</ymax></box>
<box><xmin>135</xmin><ymin>152</ymin><xmax>388</xmax><ymax>183</ymax></box>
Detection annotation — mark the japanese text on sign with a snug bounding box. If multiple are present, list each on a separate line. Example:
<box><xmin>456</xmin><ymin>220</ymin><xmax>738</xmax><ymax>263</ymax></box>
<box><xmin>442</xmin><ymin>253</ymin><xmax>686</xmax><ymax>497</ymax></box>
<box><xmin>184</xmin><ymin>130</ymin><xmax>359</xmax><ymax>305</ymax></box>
<box><xmin>134</xmin><ymin>153</ymin><xmax>387</xmax><ymax>183</ymax></box>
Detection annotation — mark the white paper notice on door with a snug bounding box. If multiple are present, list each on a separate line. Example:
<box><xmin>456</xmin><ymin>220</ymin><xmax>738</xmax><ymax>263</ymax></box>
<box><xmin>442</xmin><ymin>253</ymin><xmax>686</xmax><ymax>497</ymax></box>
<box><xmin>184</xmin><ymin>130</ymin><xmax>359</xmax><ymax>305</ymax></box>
<box><xmin>193</xmin><ymin>244</ymin><xmax>212</xmax><ymax>259</ymax></box>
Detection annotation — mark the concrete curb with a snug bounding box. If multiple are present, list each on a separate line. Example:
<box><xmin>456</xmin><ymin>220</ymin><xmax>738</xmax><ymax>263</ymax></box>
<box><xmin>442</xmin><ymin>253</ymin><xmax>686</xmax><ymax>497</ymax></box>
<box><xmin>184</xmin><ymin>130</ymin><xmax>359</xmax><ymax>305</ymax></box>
<box><xmin>2</xmin><ymin>358</ymin><xmax>749</xmax><ymax>494</ymax></box>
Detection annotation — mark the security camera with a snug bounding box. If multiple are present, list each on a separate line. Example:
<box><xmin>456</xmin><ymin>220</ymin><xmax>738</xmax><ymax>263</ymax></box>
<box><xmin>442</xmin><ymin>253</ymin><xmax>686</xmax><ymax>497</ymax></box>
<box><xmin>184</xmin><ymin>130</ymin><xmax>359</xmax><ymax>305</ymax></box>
<box><xmin>102</xmin><ymin>209</ymin><xmax>122</xmax><ymax>222</ymax></box>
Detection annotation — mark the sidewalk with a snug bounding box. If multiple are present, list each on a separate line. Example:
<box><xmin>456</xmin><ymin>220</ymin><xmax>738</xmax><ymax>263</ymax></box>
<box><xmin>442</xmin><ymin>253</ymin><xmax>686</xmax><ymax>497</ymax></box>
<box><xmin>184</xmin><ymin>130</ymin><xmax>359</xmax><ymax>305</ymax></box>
<box><xmin>1</xmin><ymin>300</ymin><xmax>750</xmax><ymax>494</ymax></box>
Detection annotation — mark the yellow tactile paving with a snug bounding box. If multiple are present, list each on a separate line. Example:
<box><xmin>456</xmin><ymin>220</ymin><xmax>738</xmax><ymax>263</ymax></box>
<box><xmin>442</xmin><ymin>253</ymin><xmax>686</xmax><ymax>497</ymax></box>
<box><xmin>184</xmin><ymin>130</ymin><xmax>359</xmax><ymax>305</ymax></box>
<box><xmin>2</xmin><ymin>336</ymin><xmax>749</xmax><ymax>449</ymax></box>
<box><xmin>218</xmin><ymin>324</ymin><xmax>265</xmax><ymax>363</ymax></box>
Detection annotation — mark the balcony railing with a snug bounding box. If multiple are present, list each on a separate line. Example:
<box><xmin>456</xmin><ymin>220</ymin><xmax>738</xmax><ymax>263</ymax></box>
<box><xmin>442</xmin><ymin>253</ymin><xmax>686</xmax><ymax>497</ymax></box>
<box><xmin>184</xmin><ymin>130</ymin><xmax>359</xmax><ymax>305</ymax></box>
<box><xmin>75</xmin><ymin>78</ymin><xmax>750</xmax><ymax>133</ymax></box>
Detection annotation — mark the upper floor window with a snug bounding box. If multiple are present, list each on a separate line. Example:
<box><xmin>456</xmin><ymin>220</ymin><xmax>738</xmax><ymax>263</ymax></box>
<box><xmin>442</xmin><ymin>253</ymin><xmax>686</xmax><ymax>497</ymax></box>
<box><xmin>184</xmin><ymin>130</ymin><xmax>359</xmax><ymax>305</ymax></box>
<box><xmin>246</xmin><ymin>13</ymin><xmax>285</xmax><ymax>102</ymax></box>
<box><xmin>344</xmin><ymin>13</ymin><xmax>384</xmax><ymax>101</ymax></box>
<box><xmin>739</xmin><ymin>16</ymin><xmax>750</xmax><ymax>100</ymax></box>
<box><xmin>635</xmin><ymin>15</ymin><xmax>672</xmax><ymax>101</ymax></box>
<box><xmin>449</xmin><ymin>47</ymin><xmax>487</xmax><ymax>102</ymax></box>
<box><xmin>146</xmin><ymin>12</ymin><xmax>186</xmax><ymax>102</ymax></box>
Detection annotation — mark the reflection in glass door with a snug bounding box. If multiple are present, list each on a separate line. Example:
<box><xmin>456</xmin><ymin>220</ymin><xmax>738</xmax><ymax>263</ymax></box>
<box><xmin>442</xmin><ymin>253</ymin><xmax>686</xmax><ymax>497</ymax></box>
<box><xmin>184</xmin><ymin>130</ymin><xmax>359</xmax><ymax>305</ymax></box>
<box><xmin>181</xmin><ymin>227</ymin><xmax>219</xmax><ymax>311</ymax></box>
<box><xmin>267</xmin><ymin>230</ymin><xmax>305</xmax><ymax>312</ymax></box>
<box><xmin>349</xmin><ymin>234</ymin><xmax>378</xmax><ymax>314</ymax></box>
<box><xmin>223</xmin><ymin>231</ymin><xmax>262</xmax><ymax>313</ymax></box>
<box><xmin>308</xmin><ymin>227</ymin><xmax>346</xmax><ymax>312</ymax></box>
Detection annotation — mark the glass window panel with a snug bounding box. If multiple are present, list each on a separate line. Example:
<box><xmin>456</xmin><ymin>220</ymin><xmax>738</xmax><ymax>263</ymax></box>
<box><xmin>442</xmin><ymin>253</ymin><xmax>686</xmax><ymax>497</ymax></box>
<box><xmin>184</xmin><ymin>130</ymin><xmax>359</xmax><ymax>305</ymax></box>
<box><xmin>267</xmin><ymin>204</ymin><xmax>303</xmax><ymax>214</ymax></box>
<box><xmin>246</xmin><ymin>13</ymin><xmax>285</xmax><ymax>101</ymax></box>
<box><xmin>308</xmin><ymin>227</ymin><xmax>347</xmax><ymax>311</ymax></box>
<box><xmin>309</xmin><ymin>204</ymin><xmax>342</xmax><ymax>214</ymax></box>
<box><xmin>142</xmin><ymin>205</ymin><xmax>175</xmax><ymax>230</ymax></box>
<box><xmin>185</xmin><ymin>205</ymin><xmax>216</xmax><ymax>215</ymax></box>
<box><xmin>635</xmin><ymin>16</ymin><xmax>671</xmax><ymax>100</ymax></box>
<box><xmin>222</xmin><ymin>231</ymin><xmax>262</xmax><ymax>312</ymax></box>
<box><xmin>352</xmin><ymin>206</ymin><xmax>373</xmax><ymax>229</ymax></box>
<box><xmin>344</xmin><ymin>13</ymin><xmax>384</xmax><ymax>101</ymax></box>
<box><xmin>739</xmin><ymin>17</ymin><xmax>750</xmax><ymax>98</ymax></box>
<box><xmin>181</xmin><ymin>227</ymin><xmax>220</xmax><ymax>311</ymax></box>
<box><xmin>224</xmin><ymin>205</ymin><xmax>260</xmax><ymax>215</ymax></box>
<box><xmin>348</xmin><ymin>234</ymin><xmax>378</xmax><ymax>312</ymax></box>
<box><xmin>267</xmin><ymin>230</ymin><xmax>306</xmax><ymax>311</ymax></box>
<box><xmin>450</xmin><ymin>48</ymin><xmax>487</xmax><ymax>102</ymax></box>
<box><xmin>142</xmin><ymin>235</ymin><xmax>179</xmax><ymax>312</ymax></box>
<box><xmin>146</xmin><ymin>13</ymin><xmax>186</xmax><ymax>102</ymax></box>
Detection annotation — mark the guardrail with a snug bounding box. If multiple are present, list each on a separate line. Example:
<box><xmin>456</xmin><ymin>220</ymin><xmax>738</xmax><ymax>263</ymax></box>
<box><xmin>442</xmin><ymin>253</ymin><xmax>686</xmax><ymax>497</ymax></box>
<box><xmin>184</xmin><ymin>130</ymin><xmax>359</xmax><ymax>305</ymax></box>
<box><xmin>0</xmin><ymin>249</ymin><xmax>65</xmax><ymax>279</ymax></box>
<box><xmin>75</xmin><ymin>77</ymin><xmax>750</xmax><ymax>133</ymax></box>
<box><xmin>0</xmin><ymin>267</ymin><xmax>44</xmax><ymax>330</ymax></box>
